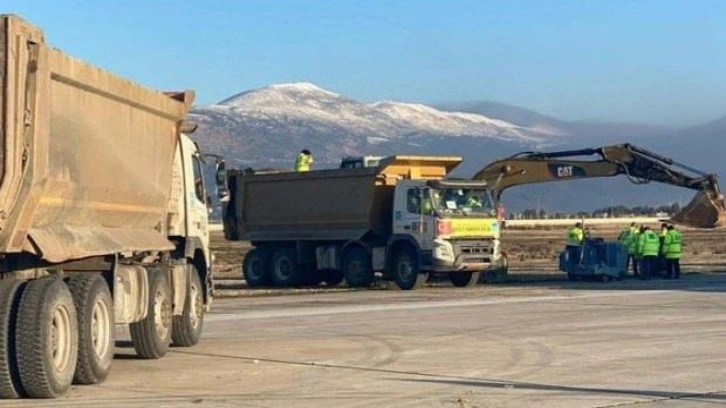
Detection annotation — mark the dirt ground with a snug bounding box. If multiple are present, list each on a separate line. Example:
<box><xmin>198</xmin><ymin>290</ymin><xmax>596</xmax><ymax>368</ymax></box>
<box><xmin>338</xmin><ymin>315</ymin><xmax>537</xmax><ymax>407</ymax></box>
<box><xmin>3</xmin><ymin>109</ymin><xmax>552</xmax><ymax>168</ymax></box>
<box><xmin>211</xmin><ymin>223</ymin><xmax>726</xmax><ymax>283</ymax></box>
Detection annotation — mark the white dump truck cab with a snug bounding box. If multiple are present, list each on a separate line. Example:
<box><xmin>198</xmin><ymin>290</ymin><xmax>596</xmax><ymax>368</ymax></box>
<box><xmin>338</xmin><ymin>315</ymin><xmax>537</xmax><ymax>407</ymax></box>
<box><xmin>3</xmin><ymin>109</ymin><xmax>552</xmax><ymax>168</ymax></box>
<box><xmin>166</xmin><ymin>130</ymin><xmax>214</xmax><ymax>305</ymax></box>
<box><xmin>388</xmin><ymin>178</ymin><xmax>501</xmax><ymax>285</ymax></box>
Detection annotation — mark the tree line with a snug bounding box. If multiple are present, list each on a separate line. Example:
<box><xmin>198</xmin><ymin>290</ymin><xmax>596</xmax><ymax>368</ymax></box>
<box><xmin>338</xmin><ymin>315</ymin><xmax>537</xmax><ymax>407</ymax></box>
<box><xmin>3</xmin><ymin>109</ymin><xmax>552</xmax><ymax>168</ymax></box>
<box><xmin>511</xmin><ymin>202</ymin><xmax>681</xmax><ymax>219</ymax></box>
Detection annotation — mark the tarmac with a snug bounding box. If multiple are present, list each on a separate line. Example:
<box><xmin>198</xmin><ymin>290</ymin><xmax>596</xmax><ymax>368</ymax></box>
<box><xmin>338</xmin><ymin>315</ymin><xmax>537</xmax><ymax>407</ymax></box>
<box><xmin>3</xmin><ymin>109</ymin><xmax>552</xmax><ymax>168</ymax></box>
<box><xmin>8</xmin><ymin>274</ymin><xmax>726</xmax><ymax>407</ymax></box>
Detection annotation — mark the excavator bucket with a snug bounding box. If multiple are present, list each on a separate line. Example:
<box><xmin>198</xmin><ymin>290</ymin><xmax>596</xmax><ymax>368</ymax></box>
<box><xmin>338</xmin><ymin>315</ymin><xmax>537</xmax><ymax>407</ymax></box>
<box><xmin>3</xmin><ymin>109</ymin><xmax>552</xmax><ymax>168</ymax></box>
<box><xmin>669</xmin><ymin>190</ymin><xmax>726</xmax><ymax>228</ymax></box>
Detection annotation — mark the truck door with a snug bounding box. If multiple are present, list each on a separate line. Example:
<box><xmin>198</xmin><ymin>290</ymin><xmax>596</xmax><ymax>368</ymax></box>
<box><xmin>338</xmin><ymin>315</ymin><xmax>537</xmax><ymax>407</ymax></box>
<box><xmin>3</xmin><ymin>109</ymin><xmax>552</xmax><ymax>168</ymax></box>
<box><xmin>393</xmin><ymin>187</ymin><xmax>434</xmax><ymax>251</ymax></box>
<box><xmin>186</xmin><ymin>151</ymin><xmax>210</xmax><ymax>253</ymax></box>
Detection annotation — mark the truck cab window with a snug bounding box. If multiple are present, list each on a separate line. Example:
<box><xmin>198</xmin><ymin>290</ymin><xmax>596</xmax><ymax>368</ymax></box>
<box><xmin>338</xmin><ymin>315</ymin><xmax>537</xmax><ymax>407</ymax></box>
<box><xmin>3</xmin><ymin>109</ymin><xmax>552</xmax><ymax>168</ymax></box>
<box><xmin>407</xmin><ymin>188</ymin><xmax>421</xmax><ymax>214</ymax></box>
<box><xmin>192</xmin><ymin>155</ymin><xmax>205</xmax><ymax>203</ymax></box>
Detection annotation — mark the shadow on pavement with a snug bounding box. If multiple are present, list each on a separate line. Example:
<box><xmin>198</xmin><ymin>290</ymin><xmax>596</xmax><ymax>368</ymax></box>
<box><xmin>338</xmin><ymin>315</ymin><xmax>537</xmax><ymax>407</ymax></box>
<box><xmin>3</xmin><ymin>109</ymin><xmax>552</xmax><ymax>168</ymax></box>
<box><xmin>487</xmin><ymin>272</ymin><xmax>726</xmax><ymax>294</ymax></box>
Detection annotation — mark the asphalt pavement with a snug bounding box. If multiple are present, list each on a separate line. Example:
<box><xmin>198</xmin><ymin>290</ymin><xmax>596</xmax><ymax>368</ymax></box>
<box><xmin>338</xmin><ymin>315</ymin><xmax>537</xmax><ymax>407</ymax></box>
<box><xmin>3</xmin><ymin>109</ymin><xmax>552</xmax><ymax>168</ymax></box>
<box><xmin>7</xmin><ymin>274</ymin><xmax>726</xmax><ymax>408</ymax></box>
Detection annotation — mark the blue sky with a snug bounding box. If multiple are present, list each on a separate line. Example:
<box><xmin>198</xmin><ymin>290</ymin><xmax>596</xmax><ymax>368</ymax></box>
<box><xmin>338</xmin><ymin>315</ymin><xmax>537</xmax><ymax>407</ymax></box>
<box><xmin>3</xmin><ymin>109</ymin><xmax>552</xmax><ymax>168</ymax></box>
<box><xmin>6</xmin><ymin>0</ymin><xmax>726</xmax><ymax>125</ymax></box>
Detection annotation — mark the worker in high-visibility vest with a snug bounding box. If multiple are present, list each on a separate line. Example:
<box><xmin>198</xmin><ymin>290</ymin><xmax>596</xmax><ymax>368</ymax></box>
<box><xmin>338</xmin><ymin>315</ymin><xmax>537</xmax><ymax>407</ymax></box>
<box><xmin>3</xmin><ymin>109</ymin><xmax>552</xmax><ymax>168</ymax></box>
<box><xmin>618</xmin><ymin>222</ymin><xmax>638</xmax><ymax>277</ymax></box>
<box><xmin>662</xmin><ymin>225</ymin><xmax>683</xmax><ymax>279</ymax></box>
<box><xmin>637</xmin><ymin>226</ymin><xmax>660</xmax><ymax>280</ymax></box>
<box><xmin>566</xmin><ymin>222</ymin><xmax>584</xmax><ymax>264</ymax></box>
<box><xmin>294</xmin><ymin>149</ymin><xmax>314</xmax><ymax>172</ymax></box>
<box><xmin>628</xmin><ymin>225</ymin><xmax>641</xmax><ymax>277</ymax></box>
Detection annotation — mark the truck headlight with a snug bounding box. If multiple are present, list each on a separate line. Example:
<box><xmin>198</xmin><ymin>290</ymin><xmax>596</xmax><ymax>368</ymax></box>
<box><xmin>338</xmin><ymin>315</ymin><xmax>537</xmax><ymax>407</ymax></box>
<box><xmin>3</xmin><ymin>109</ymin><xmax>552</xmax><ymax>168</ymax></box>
<box><xmin>433</xmin><ymin>239</ymin><xmax>455</xmax><ymax>262</ymax></box>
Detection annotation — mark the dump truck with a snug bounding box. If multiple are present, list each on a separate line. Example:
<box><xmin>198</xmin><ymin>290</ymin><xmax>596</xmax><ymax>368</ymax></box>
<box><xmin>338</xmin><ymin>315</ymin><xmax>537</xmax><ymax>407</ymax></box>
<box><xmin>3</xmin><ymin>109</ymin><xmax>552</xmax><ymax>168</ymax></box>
<box><xmin>221</xmin><ymin>156</ymin><xmax>503</xmax><ymax>290</ymax></box>
<box><xmin>0</xmin><ymin>15</ymin><xmax>212</xmax><ymax>398</ymax></box>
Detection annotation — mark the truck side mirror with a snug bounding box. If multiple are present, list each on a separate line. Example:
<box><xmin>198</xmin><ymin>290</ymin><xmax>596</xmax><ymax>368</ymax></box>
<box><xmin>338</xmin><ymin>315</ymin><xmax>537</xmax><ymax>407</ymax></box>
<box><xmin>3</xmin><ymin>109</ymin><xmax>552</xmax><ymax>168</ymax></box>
<box><xmin>215</xmin><ymin>159</ymin><xmax>229</xmax><ymax>202</ymax></box>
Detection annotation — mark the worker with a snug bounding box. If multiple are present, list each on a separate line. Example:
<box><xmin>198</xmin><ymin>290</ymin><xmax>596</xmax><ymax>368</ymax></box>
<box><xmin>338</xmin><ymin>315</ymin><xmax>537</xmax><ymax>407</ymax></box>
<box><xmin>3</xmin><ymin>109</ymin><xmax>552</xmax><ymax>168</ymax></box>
<box><xmin>422</xmin><ymin>194</ymin><xmax>434</xmax><ymax>215</ymax></box>
<box><xmin>566</xmin><ymin>222</ymin><xmax>584</xmax><ymax>264</ymax></box>
<box><xmin>463</xmin><ymin>190</ymin><xmax>482</xmax><ymax>209</ymax></box>
<box><xmin>628</xmin><ymin>225</ymin><xmax>640</xmax><ymax>277</ymax></box>
<box><xmin>637</xmin><ymin>225</ymin><xmax>660</xmax><ymax>280</ymax></box>
<box><xmin>660</xmin><ymin>223</ymin><xmax>669</xmax><ymax>238</ymax></box>
<box><xmin>658</xmin><ymin>222</ymin><xmax>668</xmax><ymax>251</ymax></box>
<box><xmin>662</xmin><ymin>225</ymin><xmax>682</xmax><ymax>279</ymax></box>
<box><xmin>619</xmin><ymin>222</ymin><xmax>638</xmax><ymax>277</ymax></box>
<box><xmin>294</xmin><ymin>149</ymin><xmax>314</xmax><ymax>172</ymax></box>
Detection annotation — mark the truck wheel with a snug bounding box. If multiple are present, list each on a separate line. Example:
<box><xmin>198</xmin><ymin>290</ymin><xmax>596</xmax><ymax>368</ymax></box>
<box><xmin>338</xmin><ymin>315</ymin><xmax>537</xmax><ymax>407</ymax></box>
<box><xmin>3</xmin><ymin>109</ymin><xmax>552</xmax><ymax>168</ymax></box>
<box><xmin>16</xmin><ymin>277</ymin><xmax>78</xmax><ymax>398</ymax></box>
<box><xmin>243</xmin><ymin>248</ymin><xmax>270</xmax><ymax>287</ymax></box>
<box><xmin>67</xmin><ymin>275</ymin><xmax>114</xmax><ymax>385</ymax></box>
<box><xmin>449</xmin><ymin>272</ymin><xmax>481</xmax><ymax>288</ymax></box>
<box><xmin>342</xmin><ymin>247</ymin><xmax>373</xmax><ymax>288</ymax></box>
<box><xmin>0</xmin><ymin>280</ymin><xmax>24</xmax><ymax>398</ymax></box>
<box><xmin>172</xmin><ymin>266</ymin><xmax>204</xmax><ymax>347</ymax></box>
<box><xmin>270</xmin><ymin>247</ymin><xmax>302</xmax><ymax>287</ymax></box>
<box><xmin>392</xmin><ymin>248</ymin><xmax>426</xmax><ymax>290</ymax></box>
<box><xmin>130</xmin><ymin>269</ymin><xmax>172</xmax><ymax>359</ymax></box>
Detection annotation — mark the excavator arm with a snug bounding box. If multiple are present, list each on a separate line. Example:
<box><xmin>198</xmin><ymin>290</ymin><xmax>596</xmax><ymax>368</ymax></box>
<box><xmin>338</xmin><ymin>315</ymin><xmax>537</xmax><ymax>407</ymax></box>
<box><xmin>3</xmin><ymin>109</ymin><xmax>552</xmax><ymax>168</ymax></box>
<box><xmin>472</xmin><ymin>143</ymin><xmax>726</xmax><ymax>228</ymax></box>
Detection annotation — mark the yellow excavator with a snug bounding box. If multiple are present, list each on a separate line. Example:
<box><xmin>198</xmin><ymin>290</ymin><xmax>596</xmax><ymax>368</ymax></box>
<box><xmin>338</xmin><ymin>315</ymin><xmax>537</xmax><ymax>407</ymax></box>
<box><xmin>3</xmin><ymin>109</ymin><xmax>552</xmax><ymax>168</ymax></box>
<box><xmin>472</xmin><ymin>143</ymin><xmax>726</xmax><ymax>281</ymax></box>
<box><xmin>473</xmin><ymin>143</ymin><xmax>726</xmax><ymax>229</ymax></box>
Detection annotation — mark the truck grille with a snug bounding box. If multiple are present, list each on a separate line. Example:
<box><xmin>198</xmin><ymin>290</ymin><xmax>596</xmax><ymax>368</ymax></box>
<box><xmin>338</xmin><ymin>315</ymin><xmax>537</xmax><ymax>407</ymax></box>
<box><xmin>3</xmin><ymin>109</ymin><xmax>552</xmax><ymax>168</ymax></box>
<box><xmin>454</xmin><ymin>240</ymin><xmax>494</xmax><ymax>264</ymax></box>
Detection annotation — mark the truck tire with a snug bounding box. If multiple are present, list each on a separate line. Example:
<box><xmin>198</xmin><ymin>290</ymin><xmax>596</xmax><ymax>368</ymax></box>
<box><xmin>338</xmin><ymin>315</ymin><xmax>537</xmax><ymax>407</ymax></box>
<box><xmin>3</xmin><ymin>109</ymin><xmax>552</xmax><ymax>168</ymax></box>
<box><xmin>342</xmin><ymin>247</ymin><xmax>373</xmax><ymax>288</ymax></box>
<box><xmin>67</xmin><ymin>275</ymin><xmax>114</xmax><ymax>385</ymax></box>
<box><xmin>449</xmin><ymin>272</ymin><xmax>481</xmax><ymax>287</ymax></box>
<box><xmin>270</xmin><ymin>247</ymin><xmax>302</xmax><ymax>287</ymax></box>
<box><xmin>392</xmin><ymin>247</ymin><xmax>427</xmax><ymax>290</ymax></box>
<box><xmin>172</xmin><ymin>266</ymin><xmax>204</xmax><ymax>347</ymax></box>
<box><xmin>0</xmin><ymin>280</ymin><xmax>24</xmax><ymax>398</ymax></box>
<box><xmin>130</xmin><ymin>269</ymin><xmax>172</xmax><ymax>359</ymax></box>
<box><xmin>16</xmin><ymin>277</ymin><xmax>78</xmax><ymax>398</ymax></box>
<box><xmin>242</xmin><ymin>248</ymin><xmax>270</xmax><ymax>287</ymax></box>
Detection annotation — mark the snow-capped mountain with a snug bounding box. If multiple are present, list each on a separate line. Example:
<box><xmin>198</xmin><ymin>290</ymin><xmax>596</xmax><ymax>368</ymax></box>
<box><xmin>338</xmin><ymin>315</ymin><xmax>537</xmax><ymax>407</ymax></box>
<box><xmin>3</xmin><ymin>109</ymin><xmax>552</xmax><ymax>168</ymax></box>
<box><xmin>190</xmin><ymin>82</ymin><xmax>569</xmax><ymax>170</ymax></box>
<box><xmin>189</xmin><ymin>82</ymin><xmax>725</xmax><ymax>212</ymax></box>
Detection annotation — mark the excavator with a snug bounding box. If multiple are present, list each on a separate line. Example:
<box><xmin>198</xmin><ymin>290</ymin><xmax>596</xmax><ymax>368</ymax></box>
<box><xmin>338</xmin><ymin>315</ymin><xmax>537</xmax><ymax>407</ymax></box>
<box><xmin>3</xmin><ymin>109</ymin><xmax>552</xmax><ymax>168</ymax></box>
<box><xmin>472</xmin><ymin>143</ymin><xmax>726</xmax><ymax>280</ymax></box>
<box><xmin>473</xmin><ymin>143</ymin><xmax>726</xmax><ymax>228</ymax></box>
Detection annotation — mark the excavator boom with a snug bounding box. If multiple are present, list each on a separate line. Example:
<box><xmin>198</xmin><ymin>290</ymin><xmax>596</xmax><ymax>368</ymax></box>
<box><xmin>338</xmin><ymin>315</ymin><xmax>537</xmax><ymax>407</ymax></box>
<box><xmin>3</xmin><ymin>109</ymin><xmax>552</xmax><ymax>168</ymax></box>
<box><xmin>472</xmin><ymin>143</ymin><xmax>726</xmax><ymax>228</ymax></box>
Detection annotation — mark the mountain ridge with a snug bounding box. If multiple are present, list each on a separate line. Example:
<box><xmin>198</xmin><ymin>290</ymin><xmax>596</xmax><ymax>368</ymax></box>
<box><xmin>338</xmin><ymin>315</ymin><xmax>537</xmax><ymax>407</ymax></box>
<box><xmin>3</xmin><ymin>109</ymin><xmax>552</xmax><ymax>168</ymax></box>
<box><xmin>189</xmin><ymin>82</ymin><xmax>726</xmax><ymax>212</ymax></box>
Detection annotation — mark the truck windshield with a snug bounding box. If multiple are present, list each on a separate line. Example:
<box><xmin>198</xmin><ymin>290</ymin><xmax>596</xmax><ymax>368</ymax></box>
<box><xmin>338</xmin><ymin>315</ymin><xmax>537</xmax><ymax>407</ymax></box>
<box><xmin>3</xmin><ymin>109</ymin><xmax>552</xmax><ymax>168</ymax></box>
<box><xmin>432</xmin><ymin>188</ymin><xmax>495</xmax><ymax>216</ymax></box>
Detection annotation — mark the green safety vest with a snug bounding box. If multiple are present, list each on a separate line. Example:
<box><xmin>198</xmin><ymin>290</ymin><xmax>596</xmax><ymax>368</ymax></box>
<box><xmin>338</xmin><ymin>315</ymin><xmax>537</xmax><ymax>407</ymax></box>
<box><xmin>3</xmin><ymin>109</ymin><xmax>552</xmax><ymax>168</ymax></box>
<box><xmin>567</xmin><ymin>227</ymin><xmax>583</xmax><ymax>246</ymax></box>
<box><xmin>618</xmin><ymin>228</ymin><xmax>631</xmax><ymax>246</ymax></box>
<box><xmin>294</xmin><ymin>153</ymin><xmax>313</xmax><ymax>171</ymax></box>
<box><xmin>628</xmin><ymin>231</ymin><xmax>639</xmax><ymax>256</ymax></box>
<box><xmin>662</xmin><ymin>229</ymin><xmax>683</xmax><ymax>259</ymax></box>
<box><xmin>466</xmin><ymin>196</ymin><xmax>482</xmax><ymax>208</ymax></box>
<box><xmin>422</xmin><ymin>197</ymin><xmax>433</xmax><ymax>214</ymax></box>
<box><xmin>638</xmin><ymin>230</ymin><xmax>660</xmax><ymax>257</ymax></box>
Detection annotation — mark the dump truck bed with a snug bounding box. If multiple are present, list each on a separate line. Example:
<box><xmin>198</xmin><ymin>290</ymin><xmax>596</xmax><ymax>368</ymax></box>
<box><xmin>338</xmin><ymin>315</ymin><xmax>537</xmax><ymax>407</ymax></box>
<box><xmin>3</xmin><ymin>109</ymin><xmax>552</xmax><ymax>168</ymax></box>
<box><xmin>0</xmin><ymin>15</ymin><xmax>192</xmax><ymax>262</ymax></box>
<box><xmin>223</xmin><ymin>155</ymin><xmax>462</xmax><ymax>242</ymax></box>
<box><xmin>225</xmin><ymin>168</ymin><xmax>394</xmax><ymax>242</ymax></box>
